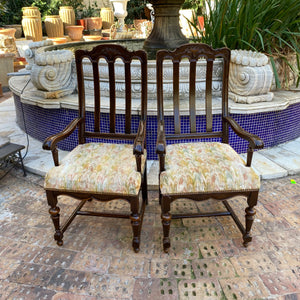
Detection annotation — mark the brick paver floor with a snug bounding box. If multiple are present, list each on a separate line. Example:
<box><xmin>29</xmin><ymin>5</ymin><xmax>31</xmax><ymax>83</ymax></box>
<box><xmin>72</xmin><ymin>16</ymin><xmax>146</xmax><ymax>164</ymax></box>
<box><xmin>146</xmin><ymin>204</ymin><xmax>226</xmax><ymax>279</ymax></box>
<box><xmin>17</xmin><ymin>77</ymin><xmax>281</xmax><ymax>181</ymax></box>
<box><xmin>0</xmin><ymin>167</ymin><xmax>299</xmax><ymax>299</ymax></box>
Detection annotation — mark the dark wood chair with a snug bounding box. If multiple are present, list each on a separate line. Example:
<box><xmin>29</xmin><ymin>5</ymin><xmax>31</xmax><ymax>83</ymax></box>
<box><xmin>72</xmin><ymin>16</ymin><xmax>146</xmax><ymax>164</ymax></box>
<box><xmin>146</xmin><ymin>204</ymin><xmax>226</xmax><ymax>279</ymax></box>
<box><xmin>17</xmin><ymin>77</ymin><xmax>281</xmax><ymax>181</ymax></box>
<box><xmin>43</xmin><ymin>44</ymin><xmax>148</xmax><ymax>252</ymax></box>
<box><xmin>156</xmin><ymin>43</ymin><xmax>264</xmax><ymax>253</ymax></box>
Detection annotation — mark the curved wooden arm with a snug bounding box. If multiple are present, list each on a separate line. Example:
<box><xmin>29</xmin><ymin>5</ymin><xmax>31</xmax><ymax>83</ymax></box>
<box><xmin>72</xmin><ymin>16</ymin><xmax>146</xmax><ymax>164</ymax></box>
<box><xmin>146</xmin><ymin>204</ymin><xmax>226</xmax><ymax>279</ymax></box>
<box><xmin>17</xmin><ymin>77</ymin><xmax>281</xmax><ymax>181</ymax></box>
<box><xmin>156</xmin><ymin>120</ymin><xmax>166</xmax><ymax>155</ymax></box>
<box><xmin>133</xmin><ymin>120</ymin><xmax>146</xmax><ymax>155</ymax></box>
<box><xmin>224</xmin><ymin>116</ymin><xmax>264</xmax><ymax>149</ymax></box>
<box><xmin>43</xmin><ymin>117</ymin><xmax>83</xmax><ymax>166</ymax></box>
<box><xmin>224</xmin><ymin>116</ymin><xmax>264</xmax><ymax>166</ymax></box>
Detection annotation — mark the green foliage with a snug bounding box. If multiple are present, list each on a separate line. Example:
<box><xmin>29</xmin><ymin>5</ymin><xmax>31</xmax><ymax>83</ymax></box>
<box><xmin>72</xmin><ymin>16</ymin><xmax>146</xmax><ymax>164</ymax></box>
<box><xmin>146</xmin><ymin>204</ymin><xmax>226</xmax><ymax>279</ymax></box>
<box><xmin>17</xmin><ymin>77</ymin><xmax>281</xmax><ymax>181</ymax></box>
<box><xmin>182</xmin><ymin>0</ymin><xmax>203</xmax><ymax>15</ymax></box>
<box><xmin>0</xmin><ymin>0</ymin><xmax>32</xmax><ymax>25</ymax></box>
<box><xmin>126</xmin><ymin>0</ymin><xmax>146</xmax><ymax>23</ymax></box>
<box><xmin>188</xmin><ymin>0</ymin><xmax>300</xmax><ymax>88</ymax></box>
<box><xmin>76</xmin><ymin>1</ymin><xmax>101</xmax><ymax>19</ymax></box>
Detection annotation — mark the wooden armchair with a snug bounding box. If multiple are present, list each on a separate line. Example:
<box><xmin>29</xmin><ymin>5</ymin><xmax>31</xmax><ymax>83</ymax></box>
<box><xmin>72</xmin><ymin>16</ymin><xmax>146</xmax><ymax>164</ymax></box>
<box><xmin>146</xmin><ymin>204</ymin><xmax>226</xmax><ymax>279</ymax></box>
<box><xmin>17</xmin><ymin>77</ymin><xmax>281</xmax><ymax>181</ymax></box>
<box><xmin>43</xmin><ymin>44</ymin><xmax>148</xmax><ymax>252</ymax></box>
<box><xmin>156</xmin><ymin>43</ymin><xmax>264</xmax><ymax>253</ymax></box>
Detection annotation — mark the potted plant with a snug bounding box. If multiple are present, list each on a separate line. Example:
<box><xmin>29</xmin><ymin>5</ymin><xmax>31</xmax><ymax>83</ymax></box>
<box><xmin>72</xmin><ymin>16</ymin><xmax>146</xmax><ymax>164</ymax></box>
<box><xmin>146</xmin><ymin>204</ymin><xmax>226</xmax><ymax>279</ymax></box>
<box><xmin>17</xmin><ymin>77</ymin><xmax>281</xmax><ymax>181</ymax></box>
<box><xmin>76</xmin><ymin>1</ymin><xmax>102</xmax><ymax>32</ymax></box>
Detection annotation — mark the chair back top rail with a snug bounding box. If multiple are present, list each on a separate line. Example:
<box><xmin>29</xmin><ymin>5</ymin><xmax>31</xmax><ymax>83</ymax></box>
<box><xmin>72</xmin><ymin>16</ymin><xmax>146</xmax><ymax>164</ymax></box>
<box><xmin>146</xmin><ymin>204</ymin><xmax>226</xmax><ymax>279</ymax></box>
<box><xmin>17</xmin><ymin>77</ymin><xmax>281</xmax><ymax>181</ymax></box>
<box><xmin>75</xmin><ymin>44</ymin><xmax>148</xmax><ymax>141</ymax></box>
<box><xmin>156</xmin><ymin>43</ymin><xmax>230</xmax><ymax>141</ymax></box>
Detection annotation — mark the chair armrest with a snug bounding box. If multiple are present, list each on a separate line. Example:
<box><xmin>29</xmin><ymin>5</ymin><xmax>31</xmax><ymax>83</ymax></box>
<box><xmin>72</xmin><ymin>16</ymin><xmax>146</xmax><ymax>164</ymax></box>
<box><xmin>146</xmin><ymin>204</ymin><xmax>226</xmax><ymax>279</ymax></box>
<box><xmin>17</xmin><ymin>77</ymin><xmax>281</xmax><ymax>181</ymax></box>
<box><xmin>42</xmin><ymin>117</ymin><xmax>83</xmax><ymax>166</ymax></box>
<box><xmin>133</xmin><ymin>120</ymin><xmax>146</xmax><ymax>155</ymax></box>
<box><xmin>224</xmin><ymin>116</ymin><xmax>264</xmax><ymax>149</ymax></box>
<box><xmin>156</xmin><ymin>121</ymin><xmax>166</xmax><ymax>155</ymax></box>
<box><xmin>224</xmin><ymin>116</ymin><xmax>264</xmax><ymax>166</ymax></box>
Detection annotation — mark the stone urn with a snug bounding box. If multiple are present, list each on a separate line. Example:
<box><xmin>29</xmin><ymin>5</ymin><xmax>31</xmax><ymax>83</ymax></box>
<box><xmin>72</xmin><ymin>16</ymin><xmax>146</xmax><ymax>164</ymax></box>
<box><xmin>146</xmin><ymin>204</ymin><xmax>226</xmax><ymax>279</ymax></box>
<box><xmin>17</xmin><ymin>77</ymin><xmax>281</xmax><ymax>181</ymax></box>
<box><xmin>110</xmin><ymin>0</ymin><xmax>129</xmax><ymax>31</ymax></box>
<box><xmin>66</xmin><ymin>25</ymin><xmax>84</xmax><ymax>41</ymax></box>
<box><xmin>229</xmin><ymin>49</ymin><xmax>274</xmax><ymax>104</ymax></box>
<box><xmin>144</xmin><ymin>0</ymin><xmax>188</xmax><ymax>56</ymax></box>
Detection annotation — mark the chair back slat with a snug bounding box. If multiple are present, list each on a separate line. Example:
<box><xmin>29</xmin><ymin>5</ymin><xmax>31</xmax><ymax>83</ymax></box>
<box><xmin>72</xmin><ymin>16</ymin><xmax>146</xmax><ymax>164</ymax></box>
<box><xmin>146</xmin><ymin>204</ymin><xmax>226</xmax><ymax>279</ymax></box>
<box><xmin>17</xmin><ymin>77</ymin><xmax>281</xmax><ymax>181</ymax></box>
<box><xmin>205</xmin><ymin>59</ymin><xmax>213</xmax><ymax>132</ymax></box>
<box><xmin>156</xmin><ymin>43</ymin><xmax>230</xmax><ymax>142</ymax></box>
<box><xmin>75</xmin><ymin>44</ymin><xmax>147</xmax><ymax>141</ymax></box>
<box><xmin>189</xmin><ymin>60</ymin><xmax>196</xmax><ymax>133</ymax></box>
<box><xmin>173</xmin><ymin>61</ymin><xmax>181</xmax><ymax>134</ymax></box>
<box><xmin>108</xmin><ymin>61</ymin><xmax>116</xmax><ymax>133</ymax></box>
<box><xmin>125</xmin><ymin>62</ymin><xmax>132</xmax><ymax>134</ymax></box>
<box><xmin>92</xmin><ymin>61</ymin><xmax>101</xmax><ymax>132</ymax></box>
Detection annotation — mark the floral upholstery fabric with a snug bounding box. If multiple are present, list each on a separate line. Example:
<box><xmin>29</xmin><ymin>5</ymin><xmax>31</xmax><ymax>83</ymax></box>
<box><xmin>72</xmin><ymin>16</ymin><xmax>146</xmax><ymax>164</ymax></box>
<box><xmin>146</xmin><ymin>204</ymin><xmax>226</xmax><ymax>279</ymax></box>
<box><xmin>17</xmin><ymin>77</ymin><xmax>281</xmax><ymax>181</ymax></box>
<box><xmin>160</xmin><ymin>142</ymin><xmax>260</xmax><ymax>195</ymax></box>
<box><xmin>44</xmin><ymin>143</ymin><xmax>146</xmax><ymax>195</ymax></box>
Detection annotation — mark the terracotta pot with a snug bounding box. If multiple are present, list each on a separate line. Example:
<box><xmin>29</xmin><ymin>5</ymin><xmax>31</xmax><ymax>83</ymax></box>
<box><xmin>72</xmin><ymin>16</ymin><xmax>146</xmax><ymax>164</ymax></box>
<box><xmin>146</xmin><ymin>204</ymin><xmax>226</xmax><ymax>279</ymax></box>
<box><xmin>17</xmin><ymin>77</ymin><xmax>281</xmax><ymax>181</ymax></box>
<box><xmin>85</xmin><ymin>17</ymin><xmax>102</xmax><ymax>30</ymax></box>
<box><xmin>22</xmin><ymin>16</ymin><xmax>43</xmax><ymax>41</ymax></box>
<box><xmin>47</xmin><ymin>37</ymin><xmax>68</xmax><ymax>45</ymax></box>
<box><xmin>100</xmin><ymin>7</ymin><xmax>114</xmax><ymax>29</ymax></box>
<box><xmin>2</xmin><ymin>25</ymin><xmax>22</xmax><ymax>39</ymax></box>
<box><xmin>0</xmin><ymin>28</ymin><xmax>16</xmax><ymax>39</ymax></box>
<box><xmin>66</xmin><ymin>25</ymin><xmax>84</xmax><ymax>41</ymax></box>
<box><xmin>77</xmin><ymin>19</ymin><xmax>87</xmax><ymax>30</ymax></box>
<box><xmin>22</xmin><ymin>6</ymin><xmax>41</xmax><ymax>18</ymax></box>
<box><xmin>44</xmin><ymin>15</ymin><xmax>64</xmax><ymax>38</ymax></box>
<box><xmin>59</xmin><ymin>6</ymin><xmax>76</xmax><ymax>33</ymax></box>
<box><xmin>83</xmin><ymin>35</ymin><xmax>102</xmax><ymax>41</ymax></box>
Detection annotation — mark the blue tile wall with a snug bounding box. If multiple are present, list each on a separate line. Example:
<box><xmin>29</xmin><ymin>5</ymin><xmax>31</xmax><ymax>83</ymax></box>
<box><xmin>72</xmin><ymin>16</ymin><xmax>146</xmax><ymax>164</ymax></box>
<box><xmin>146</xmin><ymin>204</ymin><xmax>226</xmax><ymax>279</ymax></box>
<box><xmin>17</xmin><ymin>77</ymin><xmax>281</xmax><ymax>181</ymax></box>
<box><xmin>14</xmin><ymin>94</ymin><xmax>300</xmax><ymax>160</ymax></box>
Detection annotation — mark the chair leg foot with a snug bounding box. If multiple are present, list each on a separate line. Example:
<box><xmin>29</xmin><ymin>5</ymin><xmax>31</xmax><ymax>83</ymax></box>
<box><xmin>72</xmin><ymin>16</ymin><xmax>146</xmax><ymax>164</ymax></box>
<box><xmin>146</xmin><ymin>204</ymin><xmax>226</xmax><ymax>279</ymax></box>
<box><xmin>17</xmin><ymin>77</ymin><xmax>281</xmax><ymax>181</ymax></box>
<box><xmin>163</xmin><ymin>237</ymin><xmax>170</xmax><ymax>253</ymax></box>
<box><xmin>162</xmin><ymin>211</ymin><xmax>171</xmax><ymax>253</ymax></box>
<box><xmin>54</xmin><ymin>231</ymin><xmax>64</xmax><ymax>246</ymax></box>
<box><xmin>130</xmin><ymin>213</ymin><xmax>141</xmax><ymax>253</ymax></box>
<box><xmin>132</xmin><ymin>237</ymin><xmax>140</xmax><ymax>253</ymax></box>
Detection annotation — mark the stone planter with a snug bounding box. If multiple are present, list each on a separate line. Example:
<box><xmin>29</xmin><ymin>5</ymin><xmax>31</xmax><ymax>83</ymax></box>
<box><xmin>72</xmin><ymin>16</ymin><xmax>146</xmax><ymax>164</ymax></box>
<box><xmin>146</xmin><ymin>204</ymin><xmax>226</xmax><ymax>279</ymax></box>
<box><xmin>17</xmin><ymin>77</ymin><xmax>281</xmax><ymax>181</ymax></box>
<box><xmin>44</xmin><ymin>15</ymin><xmax>64</xmax><ymax>38</ymax></box>
<box><xmin>229</xmin><ymin>49</ymin><xmax>274</xmax><ymax>104</ymax></box>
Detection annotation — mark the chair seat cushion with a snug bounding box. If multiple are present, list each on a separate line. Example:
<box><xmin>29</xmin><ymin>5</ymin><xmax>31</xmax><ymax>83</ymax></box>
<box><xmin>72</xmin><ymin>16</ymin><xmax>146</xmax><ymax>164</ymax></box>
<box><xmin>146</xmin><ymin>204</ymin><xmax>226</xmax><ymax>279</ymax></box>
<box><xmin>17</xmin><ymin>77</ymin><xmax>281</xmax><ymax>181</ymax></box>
<box><xmin>160</xmin><ymin>142</ymin><xmax>260</xmax><ymax>195</ymax></box>
<box><xmin>44</xmin><ymin>143</ymin><xmax>146</xmax><ymax>195</ymax></box>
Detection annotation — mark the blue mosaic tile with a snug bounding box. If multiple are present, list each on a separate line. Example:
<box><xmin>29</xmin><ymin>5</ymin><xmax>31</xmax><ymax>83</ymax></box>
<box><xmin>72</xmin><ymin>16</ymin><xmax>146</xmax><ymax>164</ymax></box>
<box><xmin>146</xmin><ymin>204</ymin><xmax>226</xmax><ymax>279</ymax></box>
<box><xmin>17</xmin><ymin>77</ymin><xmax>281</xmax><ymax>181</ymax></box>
<box><xmin>13</xmin><ymin>94</ymin><xmax>300</xmax><ymax>160</ymax></box>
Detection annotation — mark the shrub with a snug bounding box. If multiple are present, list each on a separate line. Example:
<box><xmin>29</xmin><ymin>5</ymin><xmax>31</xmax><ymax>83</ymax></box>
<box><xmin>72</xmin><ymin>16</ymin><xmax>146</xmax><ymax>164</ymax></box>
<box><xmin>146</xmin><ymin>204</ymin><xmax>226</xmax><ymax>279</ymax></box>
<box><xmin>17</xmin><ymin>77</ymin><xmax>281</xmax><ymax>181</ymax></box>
<box><xmin>189</xmin><ymin>0</ymin><xmax>300</xmax><ymax>88</ymax></box>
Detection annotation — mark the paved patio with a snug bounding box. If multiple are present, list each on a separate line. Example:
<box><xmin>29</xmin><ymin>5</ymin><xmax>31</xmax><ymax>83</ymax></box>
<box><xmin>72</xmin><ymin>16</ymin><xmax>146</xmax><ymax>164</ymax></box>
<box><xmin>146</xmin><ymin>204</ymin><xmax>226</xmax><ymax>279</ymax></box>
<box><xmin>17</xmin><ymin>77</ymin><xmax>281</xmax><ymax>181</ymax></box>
<box><xmin>0</xmin><ymin>91</ymin><xmax>300</xmax><ymax>299</ymax></box>
<box><xmin>0</xmin><ymin>166</ymin><xmax>300</xmax><ymax>299</ymax></box>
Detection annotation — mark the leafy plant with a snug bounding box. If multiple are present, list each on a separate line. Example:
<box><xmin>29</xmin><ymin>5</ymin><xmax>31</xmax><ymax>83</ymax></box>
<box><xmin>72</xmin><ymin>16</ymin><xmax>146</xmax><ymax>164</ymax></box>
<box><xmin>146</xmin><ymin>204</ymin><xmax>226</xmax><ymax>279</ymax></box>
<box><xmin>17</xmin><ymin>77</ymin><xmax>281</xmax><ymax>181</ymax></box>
<box><xmin>181</xmin><ymin>0</ymin><xmax>203</xmax><ymax>15</ymax></box>
<box><xmin>0</xmin><ymin>0</ymin><xmax>32</xmax><ymax>25</ymax></box>
<box><xmin>76</xmin><ymin>1</ymin><xmax>101</xmax><ymax>19</ymax></box>
<box><xmin>126</xmin><ymin>0</ymin><xmax>147</xmax><ymax>24</ymax></box>
<box><xmin>188</xmin><ymin>0</ymin><xmax>300</xmax><ymax>88</ymax></box>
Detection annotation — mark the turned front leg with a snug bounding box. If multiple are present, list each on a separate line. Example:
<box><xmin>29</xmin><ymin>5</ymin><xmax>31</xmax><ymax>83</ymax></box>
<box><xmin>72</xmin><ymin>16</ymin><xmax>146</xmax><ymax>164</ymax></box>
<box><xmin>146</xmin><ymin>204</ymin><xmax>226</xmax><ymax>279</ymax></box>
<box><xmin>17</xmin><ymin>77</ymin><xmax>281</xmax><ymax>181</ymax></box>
<box><xmin>46</xmin><ymin>191</ymin><xmax>63</xmax><ymax>246</ymax></box>
<box><xmin>243</xmin><ymin>191</ymin><xmax>258</xmax><ymax>247</ymax></box>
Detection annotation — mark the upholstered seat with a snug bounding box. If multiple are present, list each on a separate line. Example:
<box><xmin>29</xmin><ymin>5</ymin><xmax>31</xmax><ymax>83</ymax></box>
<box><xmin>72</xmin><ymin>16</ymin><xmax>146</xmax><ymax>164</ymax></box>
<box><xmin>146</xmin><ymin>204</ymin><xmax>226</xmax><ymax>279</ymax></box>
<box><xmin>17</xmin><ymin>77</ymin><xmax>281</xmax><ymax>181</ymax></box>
<box><xmin>45</xmin><ymin>143</ymin><xmax>147</xmax><ymax>195</ymax></box>
<box><xmin>160</xmin><ymin>142</ymin><xmax>259</xmax><ymax>195</ymax></box>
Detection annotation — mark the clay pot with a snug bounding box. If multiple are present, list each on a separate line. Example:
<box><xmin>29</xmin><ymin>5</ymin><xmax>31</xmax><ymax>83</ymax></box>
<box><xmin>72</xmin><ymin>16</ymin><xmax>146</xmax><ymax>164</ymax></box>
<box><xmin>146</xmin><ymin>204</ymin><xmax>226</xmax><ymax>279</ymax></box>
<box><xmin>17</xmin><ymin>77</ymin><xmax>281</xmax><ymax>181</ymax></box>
<box><xmin>0</xmin><ymin>28</ymin><xmax>16</xmax><ymax>39</ymax></box>
<box><xmin>44</xmin><ymin>15</ymin><xmax>64</xmax><ymax>38</ymax></box>
<box><xmin>59</xmin><ymin>6</ymin><xmax>76</xmax><ymax>33</ymax></box>
<box><xmin>22</xmin><ymin>16</ymin><xmax>43</xmax><ymax>41</ymax></box>
<box><xmin>47</xmin><ymin>37</ymin><xmax>68</xmax><ymax>45</ymax></box>
<box><xmin>66</xmin><ymin>25</ymin><xmax>84</xmax><ymax>41</ymax></box>
<box><xmin>100</xmin><ymin>7</ymin><xmax>114</xmax><ymax>29</ymax></box>
<box><xmin>2</xmin><ymin>25</ymin><xmax>22</xmax><ymax>39</ymax></box>
<box><xmin>85</xmin><ymin>17</ymin><xmax>102</xmax><ymax>30</ymax></box>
